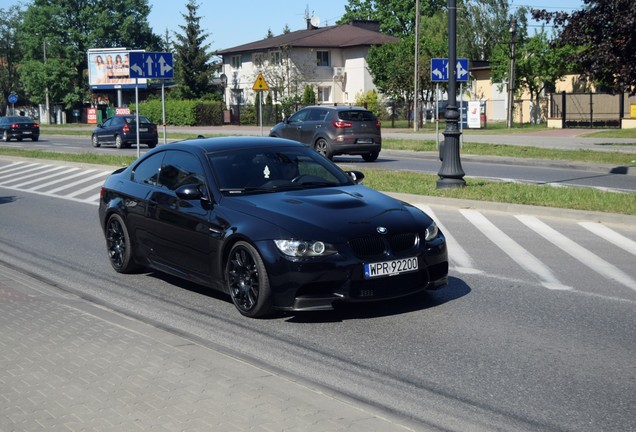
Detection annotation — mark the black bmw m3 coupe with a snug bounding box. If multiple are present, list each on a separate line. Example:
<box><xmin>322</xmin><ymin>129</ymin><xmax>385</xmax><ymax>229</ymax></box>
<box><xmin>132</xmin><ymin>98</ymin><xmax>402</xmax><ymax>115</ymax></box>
<box><xmin>98</xmin><ymin>136</ymin><xmax>448</xmax><ymax>317</ymax></box>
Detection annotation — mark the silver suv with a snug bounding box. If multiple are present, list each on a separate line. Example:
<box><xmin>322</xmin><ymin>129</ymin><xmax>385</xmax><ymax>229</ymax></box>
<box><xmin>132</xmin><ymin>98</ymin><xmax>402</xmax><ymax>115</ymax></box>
<box><xmin>269</xmin><ymin>106</ymin><xmax>381</xmax><ymax>161</ymax></box>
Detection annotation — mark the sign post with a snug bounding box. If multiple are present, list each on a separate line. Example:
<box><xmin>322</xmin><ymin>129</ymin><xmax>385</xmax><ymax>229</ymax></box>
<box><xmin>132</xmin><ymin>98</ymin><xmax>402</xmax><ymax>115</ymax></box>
<box><xmin>129</xmin><ymin>51</ymin><xmax>174</xmax><ymax>157</ymax></box>
<box><xmin>252</xmin><ymin>73</ymin><xmax>270</xmax><ymax>136</ymax></box>
<box><xmin>8</xmin><ymin>93</ymin><xmax>17</xmax><ymax>115</ymax></box>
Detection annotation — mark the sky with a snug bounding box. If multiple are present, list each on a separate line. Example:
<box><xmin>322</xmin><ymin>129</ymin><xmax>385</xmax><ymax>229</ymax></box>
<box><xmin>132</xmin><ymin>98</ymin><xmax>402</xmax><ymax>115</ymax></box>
<box><xmin>146</xmin><ymin>0</ymin><xmax>586</xmax><ymax>51</ymax></box>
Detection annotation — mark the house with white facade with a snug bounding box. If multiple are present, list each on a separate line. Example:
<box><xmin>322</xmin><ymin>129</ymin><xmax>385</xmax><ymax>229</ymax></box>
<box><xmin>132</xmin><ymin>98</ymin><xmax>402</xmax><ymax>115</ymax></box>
<box><xmin>217</xmin><ymin>20</ymin><xmax>398</xmax><ymax>112</ymax></box>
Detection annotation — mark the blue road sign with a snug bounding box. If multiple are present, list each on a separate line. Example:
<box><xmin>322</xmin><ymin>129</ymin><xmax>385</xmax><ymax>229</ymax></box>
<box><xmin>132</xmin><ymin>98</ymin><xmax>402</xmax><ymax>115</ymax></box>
<box><xmin>129</xmin><ymin>52</ymin><xmax>174</xmax><ymax>79</ymax></box>
<box><xmin>8</xmin><ymin>93</ymin><xmax>18</xmax><ymax>104</ymax></box>
<box><xmin>431</xmin><ymin>58</ymin><xmax>470</xmax><ymax>82</ymax></box>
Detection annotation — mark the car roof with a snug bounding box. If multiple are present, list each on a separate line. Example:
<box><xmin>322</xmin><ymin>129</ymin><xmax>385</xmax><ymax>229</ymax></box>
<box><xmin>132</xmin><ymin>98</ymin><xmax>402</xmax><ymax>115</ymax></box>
<box><xmin>153</xmin><ymin>136</ymin><xmax>305</xmax><ymax>154</ymax></box>
<box><xmin>2</xmin><ymin>116</ymin><xmax>34</xmax><ymax>122</ymax></box>
<box><xmin>303</xmin><ymin>105</ymin><xmax>370</xmax><ymax>112</ymax></box>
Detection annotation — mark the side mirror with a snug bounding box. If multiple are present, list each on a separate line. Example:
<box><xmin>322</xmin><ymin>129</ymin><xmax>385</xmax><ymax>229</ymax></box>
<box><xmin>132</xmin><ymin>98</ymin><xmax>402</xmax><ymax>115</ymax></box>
<box><xmin>177</xmin><ymin>184</ymin><xmax>214</xmax><ymax>209</ymax></box>
<box><xmin>346</xmin><ymin>170</ymin><xmax>365</xmax><ymax>184</ymax></box>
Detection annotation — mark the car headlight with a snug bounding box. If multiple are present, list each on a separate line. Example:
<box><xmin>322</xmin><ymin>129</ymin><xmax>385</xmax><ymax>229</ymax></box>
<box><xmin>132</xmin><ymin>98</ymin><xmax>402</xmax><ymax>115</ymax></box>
<box><xmin>274</xmin><ymin>240</ymin><xmax>337</xmax><ymax>257</ymax></box>
<box><xmin>424</xmin><ymin>222</ymin><xmax>439</xmax><ymax>241</ymax></box>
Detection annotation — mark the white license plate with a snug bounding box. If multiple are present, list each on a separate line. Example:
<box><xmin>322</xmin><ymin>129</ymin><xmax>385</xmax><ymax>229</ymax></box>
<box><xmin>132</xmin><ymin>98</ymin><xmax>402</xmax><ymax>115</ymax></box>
<box><xmin>364</xmin><ymin>257</ymin><xmax>418</xmax><ymax>279</ymax></box>
<box><xmin>357</xmin><ymin>138</ymin><xmax>373</xmax><ymax>144</ymax></box>
<box><xmin>23</xmin><ymin>131</ymin><xmax>31</xmax><ymax>134</ymax></box>
<box><xmin>139</xmin><ymin>128</ymin><xmax>148</xmax><ymax>132</ymax></box>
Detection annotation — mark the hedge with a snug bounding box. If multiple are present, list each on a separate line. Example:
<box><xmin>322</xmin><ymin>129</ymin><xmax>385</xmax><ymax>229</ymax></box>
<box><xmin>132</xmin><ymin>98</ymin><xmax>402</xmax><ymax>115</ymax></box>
<box><xmin>133</xmin><ymin>100</ymin><xmax>224</xmax><ymax>126</ymax></box>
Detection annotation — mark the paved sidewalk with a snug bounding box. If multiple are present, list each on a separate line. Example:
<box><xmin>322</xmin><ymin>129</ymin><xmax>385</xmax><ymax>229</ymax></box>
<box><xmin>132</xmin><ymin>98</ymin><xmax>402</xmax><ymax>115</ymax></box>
<box><xmin>0</xmin><ymin>263</ymin><xmax>420</xmax><ymax>432</ymax></box>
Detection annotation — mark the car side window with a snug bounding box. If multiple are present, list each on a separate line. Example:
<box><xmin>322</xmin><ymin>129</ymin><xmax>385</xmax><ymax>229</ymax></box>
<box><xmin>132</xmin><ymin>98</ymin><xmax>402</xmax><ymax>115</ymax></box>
<box><xmin>102</xmin><ymin>118</ymin><xmax>112</xmax><ymax>127</ymax></box>
<box><xmin>288</xmin><ymin>109</ymin><xmax>309</xmax><ymax>123</ymax></box>
<box><xmin>308</xmin><ymin>109</ymin><xmax>328</xmax><ymax>121</ymax></box>
<box><xmin>159</xmin><ymin>151</ymin><xmax>206</xmax><ymax>192</ymax></box>
<box><xmin>132</xmin><ymin>152</ymin><xmax>164</xmax><ymax>186</ymax></box>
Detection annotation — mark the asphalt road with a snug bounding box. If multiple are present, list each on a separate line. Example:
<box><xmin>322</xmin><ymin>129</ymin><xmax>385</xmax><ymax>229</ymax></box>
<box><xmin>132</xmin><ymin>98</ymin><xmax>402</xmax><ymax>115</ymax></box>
<box><xmin>7</xmin><ymin>134</ymin><xmax>636</xmax><ymax>193</ymax></box>
<box><xmin>1</xmin><ymin>158</ymin><xmax>635</xmax><ymax>431</ymax></box>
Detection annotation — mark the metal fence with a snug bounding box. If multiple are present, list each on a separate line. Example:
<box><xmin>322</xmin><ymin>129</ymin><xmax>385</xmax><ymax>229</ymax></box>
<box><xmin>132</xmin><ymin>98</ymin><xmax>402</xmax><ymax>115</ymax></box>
<box><xmin>549</xmin><ymin>92</ymin><xmax>636</xmax><ymax>128</ymax></box>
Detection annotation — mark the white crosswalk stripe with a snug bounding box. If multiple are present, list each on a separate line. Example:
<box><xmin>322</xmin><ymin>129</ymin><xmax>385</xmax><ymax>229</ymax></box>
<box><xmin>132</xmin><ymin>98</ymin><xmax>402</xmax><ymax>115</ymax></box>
<box><xmin>416</xmin><ymin>204</ymin><xmax>482</xmax><ymax>274</ymax></box>
<box><xmin>0</xmin><ymin>161</ymin><xmax>110</xmax><ymax>205</ymax></box>
<box><xmin>460</xmin><ymin>209</ymin><xmax>573</xmax><ymax>291</ymax></box>
<box><xmin>517</xmin><ymin>215</ymin><xmax>636</xmax><ymax>292</ymax></box>
<box><xmin>579</xmin><ymin>222</ymin><xmax>636</xmax><ymax>256</ymax></box>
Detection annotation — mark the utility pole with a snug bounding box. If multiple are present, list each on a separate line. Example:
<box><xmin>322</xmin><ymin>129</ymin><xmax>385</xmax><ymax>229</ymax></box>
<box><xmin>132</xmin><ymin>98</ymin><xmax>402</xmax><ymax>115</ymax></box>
<box><xmin>413</xmin><ymin>0</ymin><xmax>420</xmax><ymax>131</ymax></box>
<box><xmin>507</xmin><ymin>18</ymin><xmax>517</xmax><ymax>129</ymax></box>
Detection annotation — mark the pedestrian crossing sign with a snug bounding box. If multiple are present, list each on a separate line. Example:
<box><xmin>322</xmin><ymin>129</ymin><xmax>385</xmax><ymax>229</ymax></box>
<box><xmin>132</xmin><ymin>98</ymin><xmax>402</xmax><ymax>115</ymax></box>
<box><xmin>252</xmin><ymin>73</ymin><xmax>269</xmax><ymax>91</ymax></box>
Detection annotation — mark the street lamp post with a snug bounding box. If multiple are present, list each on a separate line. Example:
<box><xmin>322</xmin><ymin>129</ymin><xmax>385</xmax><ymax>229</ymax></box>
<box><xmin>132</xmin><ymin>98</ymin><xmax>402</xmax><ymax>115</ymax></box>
<box><xmin>436</xmin><ymin>0</ymin><xmax>466</xmax><ymax>189</ymax></box>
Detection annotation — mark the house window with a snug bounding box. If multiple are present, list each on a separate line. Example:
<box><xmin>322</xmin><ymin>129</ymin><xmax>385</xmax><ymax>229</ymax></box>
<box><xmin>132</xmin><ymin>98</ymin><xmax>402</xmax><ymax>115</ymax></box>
<box><xmin>269</xmin><ymin>51</ymin><xmax>282</xmax><ymax>65</ymax></box>
<box><xmin>317</xmin><ymin>86</ymin><xmax>331</xmax><ymax>103</ymax></box>
<box><xmin>316</xmin><ymin>50</ymin><xmax>330</xmax><ymax>67</ymax></box>
<box><xmin>252</xmin><ymin>53</ymin><xmax>265</xmax><ymax>67</ymax></box>
<box><xmin>231</xmin><ymin>55</ymin><xmax>241</xmax><ymax>69</ymax></box>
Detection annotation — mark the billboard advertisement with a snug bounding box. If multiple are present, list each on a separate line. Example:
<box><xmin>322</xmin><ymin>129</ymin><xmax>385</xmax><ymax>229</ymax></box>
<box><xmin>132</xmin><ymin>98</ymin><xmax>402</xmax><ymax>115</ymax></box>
<box><xmin>87</xmin><ymin>49</ymin><xmax>147</xmax><ymax>90</ymax></box>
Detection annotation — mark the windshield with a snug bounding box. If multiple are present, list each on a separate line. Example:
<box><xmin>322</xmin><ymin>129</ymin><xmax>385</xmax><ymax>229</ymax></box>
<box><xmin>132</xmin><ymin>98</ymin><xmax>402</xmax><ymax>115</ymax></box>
<box><xmin>208</xmin><ymin>146</ymin><xmax>352</xmax><ymax>194</ymax></box>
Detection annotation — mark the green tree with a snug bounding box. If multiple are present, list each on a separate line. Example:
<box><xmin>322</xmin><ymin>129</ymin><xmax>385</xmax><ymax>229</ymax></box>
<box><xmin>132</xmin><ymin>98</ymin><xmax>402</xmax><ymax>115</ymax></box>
<box><xmin>301</xmin><ymin>85</ymin><xmax>316</xmax><ymax>105</ymax></box>
<box><xmin>0</xmin><ymin>6</ymin><xmax>24</xmax><ymax>112</ymax></box>
<box><xmin>491</xmin><ymin>27</ymin><xmax>573</xmax><ymax>123</ymax></box>
<box><xmin>338</xmin><ymin>0</ymin><xmax>445</xmax><ymax>37</ymax></box>
<box><xmin>533</xmin><ymin>0</ymin><xmax>636</xmax><ymax>95</ymax></box>
<box><xmin>18</xmin><ymin>0</ymin><xmax>161</xmax><ymax>109</ymax></box>
<box><xmin>458</xmin><ymin>0</ymin><xmax>513</xmax><ymax>61</ymax></box>
<box><xmin>366</xmin><ymin>37</ymin><xmax>414</xmax><ymax>102</ymax></box>
<box><xmin>173</xmin><ymin>0</ymin><xmax>215</xmax><ymax>99</ymax></box>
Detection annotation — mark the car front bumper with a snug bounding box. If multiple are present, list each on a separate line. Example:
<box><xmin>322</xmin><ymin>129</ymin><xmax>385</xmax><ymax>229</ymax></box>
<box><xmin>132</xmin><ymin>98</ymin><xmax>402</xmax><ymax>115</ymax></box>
<box><xmin>256</xmin><ymin>238</ymin><xmax>448</xmax><ymax>312</ymax></box>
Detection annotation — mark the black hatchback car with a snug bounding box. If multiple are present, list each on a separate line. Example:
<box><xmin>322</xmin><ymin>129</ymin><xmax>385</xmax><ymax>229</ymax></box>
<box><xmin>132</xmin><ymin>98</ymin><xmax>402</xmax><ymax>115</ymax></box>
<box><xmin>269</xmin><ymin>106</ymin><xmax>382</xmax><ymax>161</ymax></box>
<box><xmin>98</xmin><ymin>136</ymin><xmax>448</xmax><ymax>318</ymax></box>
<box><xmin>0</xmin><ymin>116</ymin><xmax>40</xmax><ymax>142</ymax></box>
<box><xmin>91</xmin><ymin>115</ymin><xmax>158</xmax><ymax>149</ymax></box>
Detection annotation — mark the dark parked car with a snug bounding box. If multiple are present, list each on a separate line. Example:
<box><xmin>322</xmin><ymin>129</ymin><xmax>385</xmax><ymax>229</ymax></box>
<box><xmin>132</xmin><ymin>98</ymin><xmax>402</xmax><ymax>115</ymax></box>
<box><xmin>98</xmin><ymin>136</ymin><xmax>448</xmax><ymax>318</ymax></box>
<box><xmin>0</xmin><ymin>116</ymin><xmax>40</xmax><ymax>142</ymax></box>
<box><xmin>91</xmin><ymin>115</ymin><xmax>158</xmax><ymax>149</ymax></box>
<box><xmin>269</xmin><ymin>105</ymin><xmax>382</xmax><ymax>161</ymax></box>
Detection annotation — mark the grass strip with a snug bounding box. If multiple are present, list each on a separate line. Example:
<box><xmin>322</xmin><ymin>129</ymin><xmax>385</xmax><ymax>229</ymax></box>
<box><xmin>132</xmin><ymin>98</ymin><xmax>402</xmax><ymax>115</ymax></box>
<box><xmin>1</xmin><ymin>147</ymin><xmax>634</xmax><ymax>215</ymax></box>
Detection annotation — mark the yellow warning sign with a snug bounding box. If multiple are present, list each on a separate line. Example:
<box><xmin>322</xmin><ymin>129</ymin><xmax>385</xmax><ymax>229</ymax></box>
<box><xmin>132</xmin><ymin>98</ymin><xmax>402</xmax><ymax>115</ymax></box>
<box><xmin>252</xmin><ymin>73</ymin><xmax>269</xmax><ymax>91</ymax></box>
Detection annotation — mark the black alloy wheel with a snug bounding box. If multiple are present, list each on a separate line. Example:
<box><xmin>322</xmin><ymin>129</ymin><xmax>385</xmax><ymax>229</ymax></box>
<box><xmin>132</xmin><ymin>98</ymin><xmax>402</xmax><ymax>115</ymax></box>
<box><xmin>105</xmin><ymin>214</ymin><xmax>140</xmax><ymax>273</ymax></box>
<box><xmin>225</xmin><ymin>241</ymin><xmax>272</xmax><ymax>318</ymax></box>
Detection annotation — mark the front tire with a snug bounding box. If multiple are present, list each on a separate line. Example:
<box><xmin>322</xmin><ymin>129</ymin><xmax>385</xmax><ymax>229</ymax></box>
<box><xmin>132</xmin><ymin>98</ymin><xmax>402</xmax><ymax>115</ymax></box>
<box><xmin>105</xmin><ymin>214</ymin><xmax>140</xmax><ymax>273</ymax></box>
<box><xmin>225</xmin><ymin>241</ymin><xmax>273</xmax><ymax>318</ymax></box>
<box><xmin>91</xmin><ymin>134</ymin><xmax>100</xmax><ymax>147</ymax></box>
<box><xmin>314</xmin><ymin>138</ymin><xmax>333</xmax><ymax>160</ymax></box>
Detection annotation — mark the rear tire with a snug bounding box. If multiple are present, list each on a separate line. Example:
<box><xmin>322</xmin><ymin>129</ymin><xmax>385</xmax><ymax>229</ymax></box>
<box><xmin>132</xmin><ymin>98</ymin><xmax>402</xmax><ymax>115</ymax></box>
<box><xmin>362</xmin><ymin>152</ymin><xmax>379</xmax><ymax>162</ymax></box>
<box><xmin>105</xmin><ymin>214</ymin><xmax>140</xmax><ymax>273</ymax></box>
<box><xmin>115</xmin><ymin>135</ymin><xmax>123</xmax><ymax>149</ymax></box>
<box><xmin>314</xmin><ymin>138</ymin><xmax>333</xmax><ymax>160</ymax></box>
<box><xmin>31</xmin><ymin>136</ymin><xmax>39</xmax><ymax>142</ymax></box>
<box><xmin>2</xmin><ymin>131</ymin><xmax>10</xmax><ymax>142</ymax></box>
